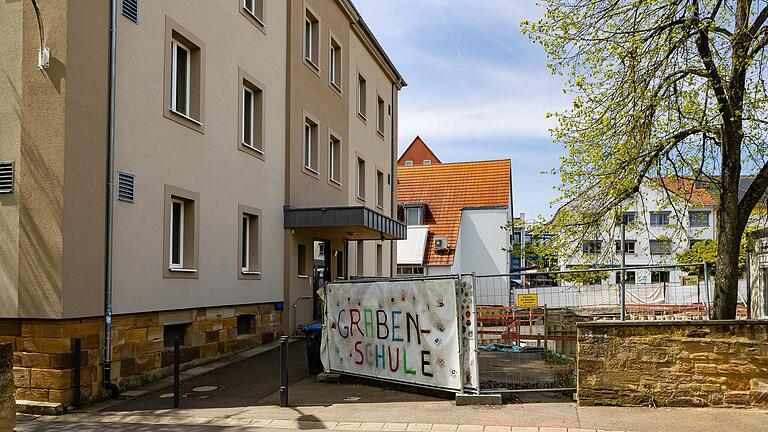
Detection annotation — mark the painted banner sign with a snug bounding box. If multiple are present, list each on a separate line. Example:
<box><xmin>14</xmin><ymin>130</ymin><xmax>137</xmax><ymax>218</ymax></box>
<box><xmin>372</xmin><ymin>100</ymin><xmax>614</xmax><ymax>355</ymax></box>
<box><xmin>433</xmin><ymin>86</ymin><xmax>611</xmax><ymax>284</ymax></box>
<box><xmin>320</xmin><ymin>278</ymin><xmax>463</xmax><ymax>391</ymax></box>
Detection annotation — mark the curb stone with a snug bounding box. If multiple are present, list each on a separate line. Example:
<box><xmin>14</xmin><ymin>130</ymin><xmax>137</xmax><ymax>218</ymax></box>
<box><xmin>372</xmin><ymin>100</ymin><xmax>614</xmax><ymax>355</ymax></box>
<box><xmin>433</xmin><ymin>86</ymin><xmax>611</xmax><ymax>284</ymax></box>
<box><xmin>17</xmin><ymin>413</ymin><xmax>631</xmax><ymax>432</ymax></box>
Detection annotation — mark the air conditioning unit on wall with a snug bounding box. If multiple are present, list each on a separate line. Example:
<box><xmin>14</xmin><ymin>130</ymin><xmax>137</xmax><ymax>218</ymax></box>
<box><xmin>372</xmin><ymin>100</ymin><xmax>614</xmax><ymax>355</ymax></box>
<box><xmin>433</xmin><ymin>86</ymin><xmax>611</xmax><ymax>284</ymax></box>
<box><xmin>434</xmin><ymin>237</ymin><xmax>449</xmax><ymax>252</ymax></box>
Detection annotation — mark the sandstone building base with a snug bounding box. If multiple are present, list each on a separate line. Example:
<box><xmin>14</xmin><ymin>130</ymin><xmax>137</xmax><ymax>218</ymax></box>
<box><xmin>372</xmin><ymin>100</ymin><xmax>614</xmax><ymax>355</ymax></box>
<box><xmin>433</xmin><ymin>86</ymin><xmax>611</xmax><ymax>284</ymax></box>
<box><xmin>0</xmin><ymin>303</ymin><xmax>281</xmax><ymax>407</ymax></box>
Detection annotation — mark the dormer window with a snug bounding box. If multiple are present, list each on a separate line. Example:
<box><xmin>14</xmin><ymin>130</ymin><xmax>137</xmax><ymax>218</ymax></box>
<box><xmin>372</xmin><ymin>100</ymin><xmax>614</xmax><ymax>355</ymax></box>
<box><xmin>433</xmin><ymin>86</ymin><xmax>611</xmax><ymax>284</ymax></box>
<box><xmin>405</xmin><ymin>205</ymin><xmax>424</xmax><ymax>226</ymax></box>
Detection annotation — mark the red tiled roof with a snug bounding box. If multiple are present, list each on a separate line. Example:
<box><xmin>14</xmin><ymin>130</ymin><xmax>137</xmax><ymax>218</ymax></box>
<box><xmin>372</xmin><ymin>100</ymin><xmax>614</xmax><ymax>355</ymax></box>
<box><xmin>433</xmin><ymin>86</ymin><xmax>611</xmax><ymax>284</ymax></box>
<box><xmin>656</xmin><ymin>177</ymin><xmax>716</xmax><ymax>206</ymax></box>
<box><xmin>397</xmin><ymin>159</ymin><xmax>511</xmax><ymax>266</ymax></box>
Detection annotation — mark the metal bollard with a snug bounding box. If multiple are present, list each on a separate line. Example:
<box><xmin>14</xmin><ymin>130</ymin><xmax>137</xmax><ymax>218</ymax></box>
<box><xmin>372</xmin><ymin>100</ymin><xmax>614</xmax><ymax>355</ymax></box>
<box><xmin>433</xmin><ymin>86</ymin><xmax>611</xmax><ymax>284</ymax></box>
<box><xmin>73</xmin><ymin>338</ymin><xmax>81</xmax><ymax>409</ymax></box>
<box><xmin>279</xmin><ymin>336</ymin><xmax>289</xmax><ymax>407</ymax></box>
<box><xmin>173</xmin><ymin>337</ymin><xmax>181</xmax><ymax>408</ymax></box>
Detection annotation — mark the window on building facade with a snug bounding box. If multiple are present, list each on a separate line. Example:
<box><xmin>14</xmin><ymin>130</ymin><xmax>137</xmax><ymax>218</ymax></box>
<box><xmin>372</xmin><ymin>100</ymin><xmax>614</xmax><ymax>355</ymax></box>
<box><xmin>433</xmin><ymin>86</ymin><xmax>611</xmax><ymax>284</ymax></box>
<box><xmin>404</xmin><ymin>160</ymin><xmax>413</xmax><ymax>166</ymax></box>
<box><xmin>171</xmin><ymin>40</ymin><xmax>191</xmax><ymax>117</ymax></box>
<box><xmin>329</xmin><ymin>37</ymin><xmax>342</xmax><ymax>89</ymax></box>
<box><xmin>240</xmin><ymin>80</ymin><xmax>264</xmax><ymax>153</ymax></box>
<box><xmin>689</xmin><ymin>210</ymin><xmax>710</xmax><ymax>227</ymax></box>
<box><xmin>357</xmin><ymin>157</ymin><xmax>366</xmax><ymax>200</ymax></box>
<box><xmin>304</xmin><ymin>9</ymin><xmax>319</xmax><ymax>66</ymax></box>
<box><xmin>304</xmin><ymin>118</ymin><xmax>318</xmax><ymax>172</ymax></box>
<box><xmin>243</xmin><ymin>0</ymin><xmax>264</xmax><ymax>24</ymax></box>
<box><xmin>239</xmin><ymin>207</ymin><xmax>261</xmax><ymax>277</ymax></box>
<box><xmin>376</xmin><ymin>244</ymin><xmax>383</xmax><ymax>276</ymax></box>
<box><xmin>615</xmin><ymin>240</ymin><xmax>636</xmax><ymax>254</ymax></box>
<box><xmin>582</xmin><ymin>240</ymin><xmax>602</xmax><ymax>254</ymax></box>
<box><xmin>397</xmin><ymin>265</ymin><xmax>425</xmax><ymax>275</ymax></box>
<box><xmin>650</xmin><ymin>211</ymin><xmax>671</xmax><ymax>226</ymax></box>
<box><xmin>622</xmin><ymin>211</ymin><xmax>636</xmax><ymax>224</ymax></box>
<box><xmin>617</xmin><ymin>270</ymin><xmax>636</xmax><ymax>284</ymax></box>
<box><xmin>164</xmin><ymin>186</ymin><xmax>198</xmax><ymax>277</ymax></box>
<box><xmin>649</xmin><ymin>239</ymin><xmax>672</xmax><ymax>255</ymax></box>
<box><xmin>405</xmin><ymin>206</ymin><xmax>423</xmax><ymax>226</ymax></box>
<box><xmin>357</xmin><ymin>74</ymin><xmax>367</xmax><ymax>118</ymax></box>
<box><xmin>376</xmin><ymin>170</ymin><xmax>384</xmax><ymax>209</ymax></box>
<box><xmin>423</xmin><ymin>160</ymin><xmax>432</xmax><ymax>165</ymax></box>
<box><xmin>165</xmin><ymin>19</ymin><xmax>205</xmax><ymax>131</ymax></box>
<box><xmin>651</xmin><ymin>270</ymin><xmax>670</xmax><ymax>283</ymax></box>
<box><xmin>329</xmin><ymin>135</ymin><xmax>341</xmax><ymax>185</ymax></box>
<box><xmin>377</xmin><ymin>95</ymin><xmax>385</xmax><ymax>134</ymax></box>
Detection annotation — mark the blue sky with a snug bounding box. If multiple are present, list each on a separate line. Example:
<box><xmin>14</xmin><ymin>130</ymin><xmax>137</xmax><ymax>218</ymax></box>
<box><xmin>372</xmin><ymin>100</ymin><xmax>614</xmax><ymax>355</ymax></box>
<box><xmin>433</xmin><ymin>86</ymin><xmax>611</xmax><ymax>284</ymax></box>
<box><xmin>353</xmin><ymin>0</ymin><xmax>571</xmax><ymax>220</ymax></box>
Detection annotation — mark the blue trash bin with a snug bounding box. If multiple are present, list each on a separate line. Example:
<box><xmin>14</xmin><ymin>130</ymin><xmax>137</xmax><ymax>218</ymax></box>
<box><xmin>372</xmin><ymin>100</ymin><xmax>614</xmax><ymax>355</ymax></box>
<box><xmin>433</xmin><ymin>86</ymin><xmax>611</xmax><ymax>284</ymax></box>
<box><xmin>303</xmin><ymin>323</ymin><xmax>323</xmax><ymax>375</ymax></box>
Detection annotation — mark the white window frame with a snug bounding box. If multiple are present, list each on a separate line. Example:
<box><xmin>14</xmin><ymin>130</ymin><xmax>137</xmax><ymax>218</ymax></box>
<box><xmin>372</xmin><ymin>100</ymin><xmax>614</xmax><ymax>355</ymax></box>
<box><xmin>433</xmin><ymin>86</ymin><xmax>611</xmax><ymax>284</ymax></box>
<box><xmin>170</xmin><ymin>40</ymin><xmax>191</xmax><ymax>117</ymax></box>
<box><xmin>423</xmin><ymin>160</ymin><xmax>432</xmax><ymax>166</ymax></box>
<box><xmin>243</xmin><ymin>0</ymin><xmax>264</xmax><ymax>25</ymax></box>
<box><xmin>357</xmin><ymin>157</ymin><xmax>366</xmax><ymax>200</ymax></box>
<box><xmin>241</xmin><ymin>215</ymin><xmax>250</xmax><ymax>272</ymax></box>
<box><xmin>404</xmin><ymin>160</ymin><xmax>413</xmax><ymax>166</ymax></box>
<box><xmin>304</xmin><ymin>120</ymin><xmax>318</xmax><ymax>173</ymax></box>
<box><xmin>170</xmin><ymin>198</ymin><xmax>185</xmax><ymax>269</ymax></box>
<box><xmin>376</xmin><ymin>170</ymin><xmax>384</xmax><ymax>209</ymax></box>
<box><xmin>329</xmin><ymin>136</ymin><xmax>341</xmax><ymax>185</ymax></box>
<box><xmin>242</xmin><ymin>86</ymin><xmax>255</xmax><ymax>149</ymax></box>
<box><xmin>357</xmin><ymin>74</ymin><xmax>367</xmax><ymax>118</ymax></box>
<box><xmin>329</xmin><ymin>42</ymin><xmax>341</xmax><ymax>89</ymax></box>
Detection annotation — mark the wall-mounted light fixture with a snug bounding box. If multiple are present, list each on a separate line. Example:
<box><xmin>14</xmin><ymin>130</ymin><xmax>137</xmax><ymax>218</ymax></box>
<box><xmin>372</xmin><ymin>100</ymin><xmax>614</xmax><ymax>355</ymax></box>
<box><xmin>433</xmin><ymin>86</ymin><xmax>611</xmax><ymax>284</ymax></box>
<box><xmin>30</xmin><ymin>0</ymin><xmax>49</xmax><ymax>69</ymax></box>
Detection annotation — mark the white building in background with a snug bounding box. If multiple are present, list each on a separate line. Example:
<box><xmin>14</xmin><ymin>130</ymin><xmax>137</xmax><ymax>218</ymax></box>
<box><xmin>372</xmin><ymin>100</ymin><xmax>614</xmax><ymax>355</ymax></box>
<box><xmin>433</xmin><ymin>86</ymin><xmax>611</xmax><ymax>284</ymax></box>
<box><xmin>562</xmin><ymin>178</ymin><xmax>717</xmax><ymax>284</ymax></box>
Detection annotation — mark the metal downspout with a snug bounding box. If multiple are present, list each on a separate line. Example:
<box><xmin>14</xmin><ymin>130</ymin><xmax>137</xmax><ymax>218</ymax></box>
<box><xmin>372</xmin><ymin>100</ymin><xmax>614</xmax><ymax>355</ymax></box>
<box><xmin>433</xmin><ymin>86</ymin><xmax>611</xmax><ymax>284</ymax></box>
<box><xmin>103</xmin><ymin>0</ymin><xmax>119</xmax><ymax>398</ymax></box>
<box><xmin>390</xmin><ymin>83</ymin><xmax>396</xmax><ymax>276</ymax></box>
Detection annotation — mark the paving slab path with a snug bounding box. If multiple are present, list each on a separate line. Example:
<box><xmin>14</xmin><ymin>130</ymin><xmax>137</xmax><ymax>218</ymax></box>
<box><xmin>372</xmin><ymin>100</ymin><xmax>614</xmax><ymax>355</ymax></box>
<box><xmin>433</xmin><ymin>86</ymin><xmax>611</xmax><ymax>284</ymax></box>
<box><xmin>15</xmin><ymin>341</ymin><xmax>768</xmax><ymax>432</ymax></box>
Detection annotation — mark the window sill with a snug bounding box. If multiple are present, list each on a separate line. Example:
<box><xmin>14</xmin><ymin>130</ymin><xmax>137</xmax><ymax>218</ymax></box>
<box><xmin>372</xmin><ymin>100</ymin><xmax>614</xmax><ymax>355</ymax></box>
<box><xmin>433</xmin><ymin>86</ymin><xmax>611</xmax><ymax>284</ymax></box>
<box><xmin>376</xmin><ymin>204</ymin><xmax>384</xmax><ymax>211</ymax></box>
<box><xmin>170</xmin><ymin>109</ymin><xmax>203</xmax><ymax>126</ymax></box>
<box><xmin>357</xmin><ymin>112</ymin><xmax>367</xmax><ymax>123</ymax></box>
<box><xmin>297</xmin><ymin>274</ymin><xmax>309</xmax><ymax>279</ymax></box>
<box><xmin>376</xmin><ymin>129</ymin><xmax>385</xmax><ymax>139</ymax></box>
<box><xmin>303</xmin><ymin>166</ymin><xmax>320</xmax><ymax>180</ymax></box>
<box><xmin>165</xmin><ymin>108</ymin><xmax>205</xmax><ymax>134</ymax></box>
<box><xmin>329</xmin><ymin>81</ymin><xmax>343</xmax><ymax>96</ymax></box>
<box><xmin>242</xmin><ymin>271</ymin><xmax>261</xmax><ymax>275</ymax></box>
<box><xmin>356</xmin><ymin>196</ymin><xmax>366</xmax><ymax>204</ymax></box>
<box><xmin>328</xmin><ymin>178</ymin><xmax>342</xmax><ymax>190</ymax></box>
<box><xmin>240</xmin><ymin>142</ymin><xmax>265</xmax><ymax>160</ymax></box>
<box><xmin>241</xmin><ymin>7</ymin><xmax>266</xmax><ymax>34</ymax></box>
<box><xmin>169</xmin><ymin>267</ymin><xmax>198</xmax><ymax>273</ymax></box>
<box><xmin>304</xmin><ymin>57</ymin><xmax>321</xmax><ymax>77</ymax></box>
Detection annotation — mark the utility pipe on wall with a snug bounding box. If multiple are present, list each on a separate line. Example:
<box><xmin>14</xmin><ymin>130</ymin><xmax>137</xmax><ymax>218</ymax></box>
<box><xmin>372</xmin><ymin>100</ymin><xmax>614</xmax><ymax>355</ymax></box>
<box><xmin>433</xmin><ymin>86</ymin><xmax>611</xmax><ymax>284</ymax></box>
<box><xmin>103</xmin><ymin>0</ymin><xmax>119</xmax><ymax>399</ymax></box>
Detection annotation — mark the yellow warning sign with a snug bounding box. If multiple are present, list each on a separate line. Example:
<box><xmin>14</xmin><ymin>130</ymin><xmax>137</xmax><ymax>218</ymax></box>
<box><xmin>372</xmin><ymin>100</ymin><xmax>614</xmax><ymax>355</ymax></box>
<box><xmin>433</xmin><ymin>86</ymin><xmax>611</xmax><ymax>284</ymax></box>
<box><xmin>517</xmin><ymin>294</ymin><xmax>539</xmax><ymax>308</ymax></box>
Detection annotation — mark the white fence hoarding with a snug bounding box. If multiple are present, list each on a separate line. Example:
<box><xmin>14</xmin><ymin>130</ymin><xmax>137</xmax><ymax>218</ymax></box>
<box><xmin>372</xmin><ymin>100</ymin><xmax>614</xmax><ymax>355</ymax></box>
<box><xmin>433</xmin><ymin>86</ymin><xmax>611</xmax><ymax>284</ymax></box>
<box><xmin>320</xmin><ymin>278</ymin><xmax>468</xmax><ymax>391</ymax></box>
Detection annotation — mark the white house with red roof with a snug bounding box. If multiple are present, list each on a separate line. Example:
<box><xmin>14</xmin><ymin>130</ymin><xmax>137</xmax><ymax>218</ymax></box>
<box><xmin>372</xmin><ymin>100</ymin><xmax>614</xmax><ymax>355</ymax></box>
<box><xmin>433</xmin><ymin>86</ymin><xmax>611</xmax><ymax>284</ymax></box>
<box><xmin>396</xmin><ymin>138</ymin><xmax>512</xmax><ymax>276</ymax></box>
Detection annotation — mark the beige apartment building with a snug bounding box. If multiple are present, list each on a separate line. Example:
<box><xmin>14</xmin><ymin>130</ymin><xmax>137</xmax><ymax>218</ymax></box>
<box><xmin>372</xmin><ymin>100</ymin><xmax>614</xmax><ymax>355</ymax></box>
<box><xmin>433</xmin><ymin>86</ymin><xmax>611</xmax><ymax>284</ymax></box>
<box><xmin>0</xmin><ymin>0</ymin><xmax>404</xmax><ymax>408</ymax></box>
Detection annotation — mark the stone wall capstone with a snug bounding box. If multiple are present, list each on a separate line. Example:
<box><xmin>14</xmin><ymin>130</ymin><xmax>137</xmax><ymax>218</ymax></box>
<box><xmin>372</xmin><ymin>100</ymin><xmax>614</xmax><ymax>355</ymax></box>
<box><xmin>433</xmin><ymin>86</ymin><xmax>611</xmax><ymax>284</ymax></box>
<box><xmin>0</xmin><ymin>343</ymin><xmax>15</xmax><ymax>431</ymax></box>
<box><xmin>577</xmin><ymin>320</ymin><xmax>768</xmax><ymax>408</ymax></box>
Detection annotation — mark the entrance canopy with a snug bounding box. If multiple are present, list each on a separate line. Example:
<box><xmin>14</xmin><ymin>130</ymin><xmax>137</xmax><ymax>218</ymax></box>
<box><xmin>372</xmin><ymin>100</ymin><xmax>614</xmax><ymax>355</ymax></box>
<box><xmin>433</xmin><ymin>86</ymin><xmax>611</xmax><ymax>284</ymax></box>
<box><xmin>284</xmin><ymin>206</ymin><xmax>406</xmax><ymax>240</ymax></box>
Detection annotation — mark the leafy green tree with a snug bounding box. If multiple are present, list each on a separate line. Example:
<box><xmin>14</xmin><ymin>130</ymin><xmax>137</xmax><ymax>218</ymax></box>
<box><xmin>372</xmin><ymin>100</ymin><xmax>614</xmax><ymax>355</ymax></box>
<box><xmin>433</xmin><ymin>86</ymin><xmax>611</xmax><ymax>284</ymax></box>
<box><xmin>523</xmin><ymin>0</ymin><xmax>768</xmax><ymax>319</ymax></box>
<box><xmin>678</xmin><ymin>230</ymin><xmax>754</xmax><ymax>276</ymax></box>
<box><xmin>557</xmin><ymin>265</ymin><xmax>610</xmax><ymax>285</ymax></box>
<box><xmin>676</xmin><ymin>240</ymin><xmax>718</xmax><ymax>276</ymax></box>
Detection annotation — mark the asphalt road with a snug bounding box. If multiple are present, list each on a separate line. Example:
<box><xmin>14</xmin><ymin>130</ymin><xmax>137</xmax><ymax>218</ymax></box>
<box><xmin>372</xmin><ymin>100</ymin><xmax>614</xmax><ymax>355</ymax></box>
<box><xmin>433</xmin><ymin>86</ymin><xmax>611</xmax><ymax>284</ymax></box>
<box><xmin>104</xmin><ymin>341</ymin><xmax>310</xmax><ymax>412</ymax></box>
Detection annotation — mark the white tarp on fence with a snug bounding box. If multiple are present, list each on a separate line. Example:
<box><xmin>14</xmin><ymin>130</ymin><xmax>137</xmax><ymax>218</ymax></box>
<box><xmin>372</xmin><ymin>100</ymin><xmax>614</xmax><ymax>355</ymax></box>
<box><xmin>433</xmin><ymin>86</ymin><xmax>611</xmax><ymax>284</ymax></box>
<box><xmin>320</xmin><ymin>278</ymin><xmax>464</xmax><ymax>391</ymax></box>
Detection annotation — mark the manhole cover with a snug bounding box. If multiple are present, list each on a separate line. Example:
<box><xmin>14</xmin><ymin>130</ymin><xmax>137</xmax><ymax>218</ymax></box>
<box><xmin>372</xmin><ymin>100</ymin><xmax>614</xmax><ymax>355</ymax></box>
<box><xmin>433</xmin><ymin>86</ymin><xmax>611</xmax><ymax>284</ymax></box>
<box><xmin>192</xmin><ymin>385</ymin><xmax>220</xmax><ymax>393</ymax></box>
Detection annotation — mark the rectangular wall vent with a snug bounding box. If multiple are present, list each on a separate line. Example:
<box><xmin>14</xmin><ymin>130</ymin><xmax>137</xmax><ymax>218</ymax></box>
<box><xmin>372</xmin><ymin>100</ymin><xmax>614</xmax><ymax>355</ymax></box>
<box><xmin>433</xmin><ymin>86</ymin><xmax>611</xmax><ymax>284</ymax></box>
<box><xmin>121</xmin><ymin>0</ymin><xmax>139</xmax><ymax>23</ymax></box>
<box><xmin>0</xmin><ymin>161</ymin><xmax>14</xmax><ymax>194</ymax></box>
<box><xmin>117</xmin><ymin>171</ymin><xmax>135</xmax><ymax>203</ymax></box>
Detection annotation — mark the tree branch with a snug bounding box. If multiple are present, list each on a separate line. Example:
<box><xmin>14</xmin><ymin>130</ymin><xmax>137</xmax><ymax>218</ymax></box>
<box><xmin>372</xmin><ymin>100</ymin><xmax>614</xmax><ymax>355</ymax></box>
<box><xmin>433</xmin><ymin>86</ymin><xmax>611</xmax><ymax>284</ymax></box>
<box><xmin>691</xmin><ymin>0</ymin><xmax>733</xmax><ymax>123</ymax></box>
<box><xmin>749</xmin><ymin>5</ymin><xmax>768</xmax><ymax>37</ymax></box>
<box><xmin>739</xmin><ymin>161</ymin><xmax>768</xmax><ymax>228</ymax></box>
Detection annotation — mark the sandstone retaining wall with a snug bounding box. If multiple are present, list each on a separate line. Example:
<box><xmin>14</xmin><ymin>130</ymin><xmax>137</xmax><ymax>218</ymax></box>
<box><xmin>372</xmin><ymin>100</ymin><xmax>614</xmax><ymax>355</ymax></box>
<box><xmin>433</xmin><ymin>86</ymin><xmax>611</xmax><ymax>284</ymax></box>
<box><xmin>0</xmin><ymin>303</ymin><xmax>281</xmax><ymax>408</ymax></box>
<box><xmin>0</xmin><ymin>343</ymin><xmax>15</xmax><ymax>431</ymax></box>
<box><xmin>577</xmin><ymin>320</ymin><xmax>768</xmax><ymax>408</ymax></box>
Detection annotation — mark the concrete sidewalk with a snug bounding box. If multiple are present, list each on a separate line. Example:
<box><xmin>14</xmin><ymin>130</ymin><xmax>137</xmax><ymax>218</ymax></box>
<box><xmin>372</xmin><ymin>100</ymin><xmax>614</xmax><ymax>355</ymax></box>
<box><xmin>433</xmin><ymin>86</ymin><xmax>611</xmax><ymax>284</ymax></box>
<box><xmin>15</xmin><ymin>342</ymin><xmax>768</xmax><ymax>432</ymax></box>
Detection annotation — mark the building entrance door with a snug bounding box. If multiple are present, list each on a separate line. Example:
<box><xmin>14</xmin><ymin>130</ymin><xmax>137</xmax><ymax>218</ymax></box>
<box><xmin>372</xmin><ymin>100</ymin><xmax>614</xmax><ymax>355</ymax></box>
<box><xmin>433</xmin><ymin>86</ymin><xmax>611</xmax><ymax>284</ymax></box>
<box><xmin>312</xmin><ymin>239</ymin><xmax>331</xmax><ymax>320</ymax></box>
